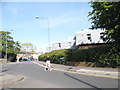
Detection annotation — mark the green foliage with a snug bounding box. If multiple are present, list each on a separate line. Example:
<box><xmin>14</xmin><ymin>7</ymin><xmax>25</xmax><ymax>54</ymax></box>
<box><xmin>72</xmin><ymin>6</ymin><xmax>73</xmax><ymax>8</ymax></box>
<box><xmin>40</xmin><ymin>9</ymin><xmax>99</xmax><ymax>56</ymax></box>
<box><xmin>88</xmin><ymin>2</ymin><xmax>120</xmax><ymax>67</ymax></box>
<box><xmin>21</xmin><ymin>43</ymin><xmax>36</xmax><ymax>53</ymax></box>
<box><xmin>69</xmin><ymin>45</ymin><xmax>112</xmax><ymax>62</ymax></box>
<box><xmin>97</xmin><ymin>44</ymin><xmax>120</xmax><ymax>67</ymax></box>
<box><xmin>39</xmin><ymin>49</ymin><xmax>70</xmax><ymax>64</ymax></box>
<box><xmin>39</xmin><ymin>45</ymin><xmax>120</xmax><ymax>67</ymax></box>
<box><xmin>88</xmin><ymin>2</ymin><xmax>120</xmax><ymax>44</ymax></box>
<box><xmin>0</xmin><ymin>31</ymin><xmax>21</xmax><ymax>59</ymax></box>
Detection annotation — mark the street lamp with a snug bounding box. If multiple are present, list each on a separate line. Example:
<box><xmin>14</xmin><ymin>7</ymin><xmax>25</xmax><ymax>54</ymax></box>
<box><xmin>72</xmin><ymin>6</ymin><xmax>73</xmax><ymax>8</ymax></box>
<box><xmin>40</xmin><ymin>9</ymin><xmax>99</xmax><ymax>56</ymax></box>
<box><xmin>35</xmin><ymin>16</ymin><xmax>50</xmax><ymax>52</ymax></box>
<box><xmin>5</xmin><ymin>30</ymin><xmax>13</xmax><ymax>62</ymax></box>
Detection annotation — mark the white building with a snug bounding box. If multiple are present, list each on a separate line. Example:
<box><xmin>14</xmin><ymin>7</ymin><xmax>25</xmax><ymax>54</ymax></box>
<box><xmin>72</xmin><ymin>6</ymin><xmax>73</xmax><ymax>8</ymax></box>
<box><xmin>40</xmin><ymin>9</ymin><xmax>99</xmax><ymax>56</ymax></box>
<box><xmin>76</xmin><ymin>29</ymin><xmax>105</xmax><ymax>46</ymax></box>
<box><xmin>33</xmin><ymin>52</ymin><xmax>44</xmax><ymax>60</ymax></box>
<box><xmin>51</xmin><ymin>40</ymin><xmax>76</xmax><ymax>51</ymax></box>
<box><xmin>46</xmin><ymin>47</ymin><xmax>52</xmax><ymax>52</ymax></box>
<box><xmin>45</xmin><ymin>29</ymin><xmax>106</xmax><ymax>52</ymax></box>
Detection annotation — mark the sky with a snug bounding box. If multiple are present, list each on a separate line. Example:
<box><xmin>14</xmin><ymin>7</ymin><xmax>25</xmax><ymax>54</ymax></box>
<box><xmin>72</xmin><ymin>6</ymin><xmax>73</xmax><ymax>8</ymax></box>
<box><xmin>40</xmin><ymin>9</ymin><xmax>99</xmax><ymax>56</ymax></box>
<box><xmin>1</xmin><ymin>1</ymin><xmax>92</xmax><ymax>52</ymax></box>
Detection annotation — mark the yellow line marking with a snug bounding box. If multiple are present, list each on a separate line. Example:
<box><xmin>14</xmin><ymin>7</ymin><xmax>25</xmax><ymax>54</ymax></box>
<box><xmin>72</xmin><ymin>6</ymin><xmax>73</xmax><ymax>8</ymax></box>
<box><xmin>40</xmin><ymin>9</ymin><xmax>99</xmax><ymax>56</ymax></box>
<box><xmin>32</xmin><ymin>61</ymin><xmax>120</xmax><ymax>79</ymax></box>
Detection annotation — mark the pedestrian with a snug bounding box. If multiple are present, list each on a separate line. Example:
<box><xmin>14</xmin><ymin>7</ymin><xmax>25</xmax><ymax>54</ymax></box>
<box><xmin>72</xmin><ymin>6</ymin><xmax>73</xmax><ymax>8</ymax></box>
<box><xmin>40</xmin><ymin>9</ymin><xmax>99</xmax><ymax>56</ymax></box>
<box><xmin>44</xmin><ymin>56</ymin><xmax>52</xmax><ymax>71</ymax></box>
<box><xmin>19</xmin><ymin>57</ymin><xmax>22</xmax><ymax>62</ymax></box>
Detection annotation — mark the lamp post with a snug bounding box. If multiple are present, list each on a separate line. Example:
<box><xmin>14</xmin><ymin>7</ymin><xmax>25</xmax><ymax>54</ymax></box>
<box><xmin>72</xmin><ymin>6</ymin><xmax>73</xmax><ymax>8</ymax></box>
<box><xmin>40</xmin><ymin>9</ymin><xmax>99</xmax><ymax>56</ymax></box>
<box><xmin>5</xmin><ymin>32</ymin><xmax>7</xmax><ymax>62</ymax></box>
<box><xmin>35</xmin><ymin>16</ymin><xmax>50</xmax><ymax>52</ymax></box>
<box><xmin>5</xmin><ymin>30</ymin><xmax>13</xmax><ymax>62</ymax></box>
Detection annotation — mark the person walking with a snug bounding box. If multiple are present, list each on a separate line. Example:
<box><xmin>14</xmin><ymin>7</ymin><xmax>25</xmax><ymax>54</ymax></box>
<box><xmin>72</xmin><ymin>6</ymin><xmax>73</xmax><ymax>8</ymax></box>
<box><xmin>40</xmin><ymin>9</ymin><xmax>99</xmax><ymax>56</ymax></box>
<box><xmin>44</xmin><ymin>56</ymin><xmax>52</xmax><ymax>71</ymax></box>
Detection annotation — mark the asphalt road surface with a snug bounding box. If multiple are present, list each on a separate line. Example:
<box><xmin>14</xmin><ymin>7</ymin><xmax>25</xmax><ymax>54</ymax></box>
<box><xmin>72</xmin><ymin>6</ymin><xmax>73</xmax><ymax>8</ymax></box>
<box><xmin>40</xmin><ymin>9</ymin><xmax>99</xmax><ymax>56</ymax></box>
<box><xmin>2</xmin><ymin>61</ymin><xmax>119</xmax><ymax>89</ymax></box>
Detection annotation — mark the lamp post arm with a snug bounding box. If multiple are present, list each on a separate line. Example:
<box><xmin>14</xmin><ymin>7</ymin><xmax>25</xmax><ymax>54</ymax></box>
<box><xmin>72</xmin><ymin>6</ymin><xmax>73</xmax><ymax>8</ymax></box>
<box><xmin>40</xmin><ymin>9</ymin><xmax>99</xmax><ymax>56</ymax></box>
<box><xmin>35</xmin><ymin>16</ymin><xmax>51</xmax><ymax>52</ymax></box>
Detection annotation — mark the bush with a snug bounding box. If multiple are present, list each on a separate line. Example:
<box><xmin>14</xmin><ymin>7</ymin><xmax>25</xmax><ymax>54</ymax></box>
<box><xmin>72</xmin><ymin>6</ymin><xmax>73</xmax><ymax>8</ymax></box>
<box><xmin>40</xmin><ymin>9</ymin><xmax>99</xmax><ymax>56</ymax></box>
<box><xmin>69</xmin><ymin>45</ymin><xmax>112</xmax><ymax>62</ymax></box>
<box><xmin>39</xmin><ymin>44</ymin><xmax>120</xmax><ymax>67</ymax></box>
<box><xmin>97</xmin><ymin>44</ymin><xmax>120</xmax><ymax>67</ymax></box>
<box><xmin>39</xmin><ymin>49</ymin><xmax>70</xmax><ymax>64</ymax></box>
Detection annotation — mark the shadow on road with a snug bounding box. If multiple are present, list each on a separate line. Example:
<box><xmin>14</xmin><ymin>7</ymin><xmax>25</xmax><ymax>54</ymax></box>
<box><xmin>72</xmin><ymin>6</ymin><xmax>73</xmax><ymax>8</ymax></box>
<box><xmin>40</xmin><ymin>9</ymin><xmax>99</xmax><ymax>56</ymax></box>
<box><xmin>1</xmin><ymin>64</ymin><xmax>20</xmax><ymax>73</ymax></box>
<box><xmin>64</xmin><ymin>73</ymin><xmax>102</xmax><ymax>90</ymax></box>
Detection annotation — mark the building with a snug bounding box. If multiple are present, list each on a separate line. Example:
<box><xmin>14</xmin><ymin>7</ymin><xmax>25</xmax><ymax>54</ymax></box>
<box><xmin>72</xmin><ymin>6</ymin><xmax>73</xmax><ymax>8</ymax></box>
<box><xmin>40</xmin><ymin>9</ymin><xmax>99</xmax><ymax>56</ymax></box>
<box><xmin>32</xmin><ymin>52</ymin><xmax>44</xmax><ymax>60</ymax></box>
<box><xmin>16</xmin><ymin>52</ymin><xmax>44</xmax><ymax>61</ymax></box>
<box><xmin>46</xmin><ymin>29</ymin><xmax>106</xmax><ymax>52</ymax></box>
<box><xmin>51</xmin><ymin>40</ymin><xmax>76</xmax><ymax>51</ymax></box>
<box><xmin>46</xmin><ymin>47</ymin><xmax>52</xmax><ymax>52</ymax></box>
<box><xmin>76</xmin><ymin>29</ymin><xmax>105</xmax><ymax>46</ymax></box>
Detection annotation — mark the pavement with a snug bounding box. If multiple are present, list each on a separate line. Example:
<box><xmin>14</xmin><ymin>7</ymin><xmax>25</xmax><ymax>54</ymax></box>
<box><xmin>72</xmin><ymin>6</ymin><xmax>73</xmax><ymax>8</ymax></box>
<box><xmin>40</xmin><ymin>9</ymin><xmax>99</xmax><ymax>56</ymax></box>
<box><xmin>0</xmin><ymin>60</ymin><xmax>119</xmax><ymax>87</ymax></box>
<box><xmin>0</xmin><ymin>62</ymin><xmax>24</xmax><ymax>87</ymax></box>
<box><xmin>0</xmin><ymin>73</ymin><xmax>24</xmax><ymax>87</ymax></box>
<box><xmin>33</xmin><ymin>60</ymin><xmax>120</xmax><ymax>79</ymax></box>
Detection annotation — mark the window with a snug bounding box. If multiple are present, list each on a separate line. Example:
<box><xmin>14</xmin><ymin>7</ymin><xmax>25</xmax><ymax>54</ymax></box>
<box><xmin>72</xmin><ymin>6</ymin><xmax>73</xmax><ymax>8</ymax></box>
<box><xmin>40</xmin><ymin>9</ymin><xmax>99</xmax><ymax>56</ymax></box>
<box><xmin>87</xmin><ymin>34</ymin><xmax>92</xmax><ymax>42</ymax></box>
<box><xmin>87</xmin><ymin>37</ymin><xmax>91</xmax><ymax>40</ymax></box>
<box><xmin>100</xmin><ymin>32</ymin><xmax>104</xmax><ymax>39</ymax></box>
<box><xmin>87</xmin><ymin>34</ymin><xmax>91</xmax><ymax>36</ymax></box>
<box><xmin>58</xmin><ymin>43</ymin><xmax>61</xmax><ymax>47</ymax></box>
<box><xmin>100</xmin><ymin>36</ymin><xmax>103</xmax><ymax>39</ymax></box>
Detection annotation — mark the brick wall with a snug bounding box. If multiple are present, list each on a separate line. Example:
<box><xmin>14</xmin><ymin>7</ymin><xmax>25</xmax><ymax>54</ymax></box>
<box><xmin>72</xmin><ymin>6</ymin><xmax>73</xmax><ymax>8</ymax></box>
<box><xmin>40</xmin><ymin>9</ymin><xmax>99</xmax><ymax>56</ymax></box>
<box><xmin>66</xmin><ymin>61</ymin><xmax>95</xmax><ymax>67</ymax></box>
<box><xmin>78</xmin><ymin>44</ymin><xmax>106</xmax><ymax>50</ymax></box>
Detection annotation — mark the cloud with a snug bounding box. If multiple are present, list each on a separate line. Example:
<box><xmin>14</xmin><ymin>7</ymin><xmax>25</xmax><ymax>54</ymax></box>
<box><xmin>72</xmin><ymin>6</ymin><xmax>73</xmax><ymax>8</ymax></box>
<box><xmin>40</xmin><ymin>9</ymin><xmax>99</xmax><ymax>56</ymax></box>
<box><xmin>47</xmin><ymin>6</ymin><xmax>90</xmax><ymax>29</ymax></box>
<box><xmin>49</xmin><ymin>11</ymin><xmax>82</xmax><ymax>29</ymax></box>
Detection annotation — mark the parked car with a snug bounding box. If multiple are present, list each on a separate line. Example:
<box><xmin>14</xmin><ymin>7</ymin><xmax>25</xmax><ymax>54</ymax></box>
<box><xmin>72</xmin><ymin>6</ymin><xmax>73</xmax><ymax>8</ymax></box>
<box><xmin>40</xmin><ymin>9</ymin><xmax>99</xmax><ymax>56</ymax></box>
<box><xmin>21</xmin><ymin>58</ymin><xmax>28</xmax><ymax>61</ymax></box>
<box><xmin>27</xmin><ymin>58</ymin><xmax>33</xmax><ymax>61</ymax></box>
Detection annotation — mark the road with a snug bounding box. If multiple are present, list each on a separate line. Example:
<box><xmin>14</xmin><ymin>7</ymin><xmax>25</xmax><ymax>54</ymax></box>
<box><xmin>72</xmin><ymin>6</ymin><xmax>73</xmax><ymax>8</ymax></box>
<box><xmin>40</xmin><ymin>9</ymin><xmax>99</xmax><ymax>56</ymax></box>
<box><xmin>2</xmin><ymin>61</ymin><xmax>119</xmax><ymax>89</ymax></box>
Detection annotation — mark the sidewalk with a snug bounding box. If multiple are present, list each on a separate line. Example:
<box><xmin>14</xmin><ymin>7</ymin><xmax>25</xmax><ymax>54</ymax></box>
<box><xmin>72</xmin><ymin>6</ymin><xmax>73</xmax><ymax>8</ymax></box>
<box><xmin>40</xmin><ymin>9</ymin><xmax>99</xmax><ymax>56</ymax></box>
<box><xmin>0</xmin><ymin>73</ymin><xmax>24</xmax><ymax>87</ymax></box>
<box><xmin>34</xmin><ymin>60</ymin><xmax>119</xmax><ymax>79</ymax></box>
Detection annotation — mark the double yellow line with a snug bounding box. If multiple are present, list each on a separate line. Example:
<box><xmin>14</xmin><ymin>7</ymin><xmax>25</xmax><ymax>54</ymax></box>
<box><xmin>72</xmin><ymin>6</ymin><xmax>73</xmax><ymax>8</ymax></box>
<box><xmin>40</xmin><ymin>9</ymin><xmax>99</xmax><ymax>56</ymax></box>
<box><xmin>32</xmin><ymin>61</ymin><xmax>120</xmax><ymax>79</ymax></box>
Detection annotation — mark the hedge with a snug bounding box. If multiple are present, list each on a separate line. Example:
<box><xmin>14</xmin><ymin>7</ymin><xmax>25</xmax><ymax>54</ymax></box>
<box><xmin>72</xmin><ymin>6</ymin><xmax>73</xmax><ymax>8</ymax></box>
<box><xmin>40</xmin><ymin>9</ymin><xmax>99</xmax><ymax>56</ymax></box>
<box><xmin>39</xmin><ymin>49</ymin><xmax>70</xmax><ymax>64</ymax></box>
<box><xmin>38</xmin><ymin>44</ymin><xmax>120</xmax><ymax>67</ymax></box>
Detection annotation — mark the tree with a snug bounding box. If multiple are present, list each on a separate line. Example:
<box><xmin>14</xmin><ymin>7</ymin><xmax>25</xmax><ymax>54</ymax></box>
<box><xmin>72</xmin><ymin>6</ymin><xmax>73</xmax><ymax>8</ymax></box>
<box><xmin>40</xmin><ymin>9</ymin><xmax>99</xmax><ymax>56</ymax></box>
<box><xmin>88</xmin><ymin>2</ymin><xmax>120</xmax><ymax>44</ymax></box>
<box><xmin>13</xmin><ymin>41</ymin><xmax>21</xmax><ymax>54</ymax></box>
<box><xmin>88</xmin><ymin>2</ymin><xmax>120</xmax><ymax>66</ymax></box>
<box><xmin>0</xmin><ymin>31</ymin><xmax>21</xmax><ymax>59</ymax></box>
<box><xmin>21</xmin><ymin>43</ymin><xmax>36</xmax><ymax>54</ymax></box>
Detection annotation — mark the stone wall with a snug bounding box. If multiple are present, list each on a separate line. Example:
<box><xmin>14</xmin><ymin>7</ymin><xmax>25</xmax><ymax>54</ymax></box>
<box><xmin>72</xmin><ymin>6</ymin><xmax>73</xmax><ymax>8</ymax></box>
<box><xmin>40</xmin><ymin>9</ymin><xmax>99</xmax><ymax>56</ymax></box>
<box><xmin>66</xmin><ymin>61</ymin><xmax>95</xmax><ymax>67</ymax></box>
<box><xmin>0</xmin><ymin>58</ymin><xmax>7</xmax><ymax>63</ymax></box>
<box><xmin>78</xmin><ymin>44</ymin><xmax>105</xmax><ymax>50</ymax></box>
